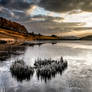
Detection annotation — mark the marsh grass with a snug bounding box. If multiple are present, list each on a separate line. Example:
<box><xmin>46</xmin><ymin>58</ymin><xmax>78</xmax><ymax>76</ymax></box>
<box><xmin>10</xmin><ymin>60</ymin><xmax>34</xmax><ymax>82</ymax></box>
<box><xmin>10</xmin><ymin>57</ymin><xmax>68</xmax><ymax>82</ymax></box>
<box><xmin>34</xmin><ymin>57</ymin><xmax>68</xmax><ymax>82</ymax></box>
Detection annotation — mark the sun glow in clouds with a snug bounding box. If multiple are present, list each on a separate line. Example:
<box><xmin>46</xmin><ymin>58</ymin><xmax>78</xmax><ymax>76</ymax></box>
<box><xmin>26</xmin><ymin>5</ymin><xmax>37</xmax><ymax>15</ymax></box>
<box><xmin>59</xmin><ymin>30</ymin><xmax>92</xmax><ymax>37</ymax></box>
<box><xmin>28</xmin><ymin>6</ymin><xmax>92</xmax><ymax>27</ymax></box>
<box><xmin>28</xmin><ymin>6</ymin><xmax>62</xmax><ymax>17</ymax></box>
<box><xmin>63</xmin><ymin>11</ymin><xmax>92</xmax><ymax>27</ymax></box>
<box><xmin>26</xmin><ymin>5</ymin><xmax>92</xmax><ymax>37</ymax></box>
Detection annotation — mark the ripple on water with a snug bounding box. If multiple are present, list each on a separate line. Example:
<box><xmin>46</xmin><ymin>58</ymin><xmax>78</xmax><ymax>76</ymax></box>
<box><xmin>0</xmin><ymin>41</ymin><xmax>92</xmax><ymax>92</ymax></box>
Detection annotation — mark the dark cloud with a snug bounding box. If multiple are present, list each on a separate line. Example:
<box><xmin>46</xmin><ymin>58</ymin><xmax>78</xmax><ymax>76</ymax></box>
<box><xmin>0</xmin><ymin>0</ymin><xmax>31</xmax><ymax>10</ymax></box>
<box><xmin>38</xmin><ymin>0</ymin><xmax>92</xmax><ymax>12</ymax></box>
<box><xmin>0</xmin><ymin>0</ymin><xmax>92</xmax><ymax>13</ymax></box>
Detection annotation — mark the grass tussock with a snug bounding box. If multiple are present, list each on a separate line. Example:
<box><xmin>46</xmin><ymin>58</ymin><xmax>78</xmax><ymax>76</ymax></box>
<box><xmin>10</xmin><ymin>60</ymin><xmax>34</xmax><ymax>82</ymax></box>
<box><xmin>34</xmin><ymin>57</ymin><xmax>68</xmax><ymax>82</ymax></box>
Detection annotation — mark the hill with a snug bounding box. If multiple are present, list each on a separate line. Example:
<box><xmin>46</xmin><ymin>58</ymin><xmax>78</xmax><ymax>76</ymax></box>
<box><xmin>0</xmin><ymin>17</ymin><xmax>58</xmax><ymax>44</ymax></box>
<box><xmin>60</xmin><ymin>36</ymin><xmax>79</xmax><ymax>40</ymax></box>
<box><xmin>0</xmin><ymin>17</ymin><xmax>28</xmax><ymax>34</ymax></box>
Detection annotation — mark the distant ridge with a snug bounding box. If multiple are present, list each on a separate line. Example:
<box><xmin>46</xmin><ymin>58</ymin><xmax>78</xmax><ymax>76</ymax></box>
<box><xmin>0</xmin><ymin>17</ymin><xmax>28</xmax><ymax>34</ymax></box>
<box><xmin>61</xmin><ymin>36</ymin><xmax>79</xmax><ymax>40</ymax></box>
<box><xmin>80</xmin><ymin>35</ymin><xmax>92</xmax><ymax>40</ymax></box>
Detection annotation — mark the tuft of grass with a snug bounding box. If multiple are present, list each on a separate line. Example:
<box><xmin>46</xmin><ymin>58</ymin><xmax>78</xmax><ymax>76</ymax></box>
<box><xmin>10</xmin><ymin>60</ymin><xmax>34</xmax><ymax>82</ymax></box>
<box><xmin>34</xmin><ymin>57</ymin><xmax>68</xmax><ymax>82</ymax></box>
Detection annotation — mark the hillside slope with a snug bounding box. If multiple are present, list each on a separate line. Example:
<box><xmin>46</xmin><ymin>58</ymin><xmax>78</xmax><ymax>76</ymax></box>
<box><xmin>0</xmin><ymin>17</ymin><xmax>57</xmax><ymax>44</ymax></box>
<box><xmin>0</xmin><ymin>17</ymin><xmax>28</xmax><ymax>34</ymax></box>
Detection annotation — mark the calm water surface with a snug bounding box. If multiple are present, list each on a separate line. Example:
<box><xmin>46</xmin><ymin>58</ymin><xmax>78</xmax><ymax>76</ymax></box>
<box><xmin>0</xmin><ymin>41</ymin><xmax>92</xmax><ymax>92</ymax></box>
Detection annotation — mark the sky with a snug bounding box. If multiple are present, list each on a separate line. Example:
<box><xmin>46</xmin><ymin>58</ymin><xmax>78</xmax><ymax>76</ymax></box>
<box><xmin>0</xmin><ymin>0</ymin><xmax>92</xmax><ymax>36</ymax></box>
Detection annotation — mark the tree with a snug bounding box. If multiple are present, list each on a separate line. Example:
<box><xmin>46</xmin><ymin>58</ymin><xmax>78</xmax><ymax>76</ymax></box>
<box><xmin>51</xmin><ymin>35</ymin><xmax>57</xmax><ymax>37</ymax></box>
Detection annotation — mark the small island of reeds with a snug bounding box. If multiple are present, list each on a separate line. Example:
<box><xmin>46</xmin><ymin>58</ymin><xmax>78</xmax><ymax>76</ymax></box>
<box><xmin>10</xmin><ymin>56</ymin><xmax>68</xmax><ymax>82</ymax></box>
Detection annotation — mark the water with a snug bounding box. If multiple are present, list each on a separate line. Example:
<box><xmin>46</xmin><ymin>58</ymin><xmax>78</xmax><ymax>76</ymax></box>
<box><xmin>0</xmin><ymin>41</ymin><xmax>92</xmax><ymax>92</ymax></box>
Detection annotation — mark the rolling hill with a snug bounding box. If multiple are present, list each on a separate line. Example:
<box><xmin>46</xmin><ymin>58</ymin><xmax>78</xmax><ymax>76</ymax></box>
<box><xmin>0</xmin><ymin>17</ymin><xmax>58</xmax><ymax>44</ymax></box>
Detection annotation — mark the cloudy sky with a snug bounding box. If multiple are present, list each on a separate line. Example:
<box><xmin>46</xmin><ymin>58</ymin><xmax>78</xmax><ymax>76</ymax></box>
<box><xmin>0</xmin><ymin>0</ymin><xmax>92</xmax><ymax>36</ymax></box>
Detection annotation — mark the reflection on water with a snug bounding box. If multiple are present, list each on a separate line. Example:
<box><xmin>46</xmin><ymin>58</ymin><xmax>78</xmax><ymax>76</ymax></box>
<box><xmin>0</xmin><ymin>45</ymin><xmax>25</xmax><ymax>61</ymax></box>
<box><xmin>0</xmin><ymin>41</ymin><xmax>92</xmax><ymax>92</ymax></box>
<box><xmin>0</xmin><ymin>42</ymin><xmax>47</xmax><ymax>61</ymax></box>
